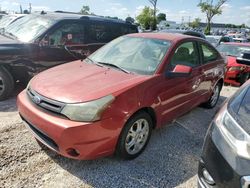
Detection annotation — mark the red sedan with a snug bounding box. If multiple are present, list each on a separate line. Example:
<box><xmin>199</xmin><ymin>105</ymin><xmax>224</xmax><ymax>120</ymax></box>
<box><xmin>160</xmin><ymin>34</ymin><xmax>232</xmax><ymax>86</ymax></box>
<box><xmin>217</xmin><ymin>42</ymin><xmax>250</xmax><ymax>86</ymax></box>
<box><xmin>17</xmin><ymin>33</ymin><xmax>225</xmax><ymax>160</ymax></box>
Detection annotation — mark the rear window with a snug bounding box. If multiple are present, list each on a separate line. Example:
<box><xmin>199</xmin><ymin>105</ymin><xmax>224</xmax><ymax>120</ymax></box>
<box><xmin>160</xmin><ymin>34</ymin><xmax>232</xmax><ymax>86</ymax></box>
<box><xmin>87</xmin><ymin>22</ymin><xmax>137</xmax><ymax>43</ymax></box>
<box><xmin>201</xmin><ymin>43</ymin><xmax>218</xmax><ymax>63</ymax></box>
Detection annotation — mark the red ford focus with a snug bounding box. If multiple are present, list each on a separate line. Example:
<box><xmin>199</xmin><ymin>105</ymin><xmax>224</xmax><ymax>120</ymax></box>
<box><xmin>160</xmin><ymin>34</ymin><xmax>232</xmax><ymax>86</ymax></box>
<box><xmin>17</xmin><ymin>33</ymin><xmax>225</xmax><ymax>160</ymax></box>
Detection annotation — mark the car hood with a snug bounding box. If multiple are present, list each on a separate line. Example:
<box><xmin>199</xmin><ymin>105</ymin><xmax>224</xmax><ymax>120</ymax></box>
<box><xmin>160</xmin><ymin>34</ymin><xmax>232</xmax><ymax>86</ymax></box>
<box><xmin>31</xmin><ymin>60</ymin><xmax>150</xmax><ymax>103</ymax></box>
<box><xmin>0</xmin><ymin>33</ymin><xmax>20</xmax><ymax>45</ymax></box>
<box><xmin>0</xmin><ymin>34</ymin><xmax>25</xmax><ymax>57</ymax></box>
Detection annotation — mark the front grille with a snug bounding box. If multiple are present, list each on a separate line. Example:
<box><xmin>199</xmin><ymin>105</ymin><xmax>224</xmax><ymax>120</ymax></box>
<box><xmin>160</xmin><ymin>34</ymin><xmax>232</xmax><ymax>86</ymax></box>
<box><xmin>27</xmin><ymin>87</ymin><xmax>65</xmax><ymax>114</ymax></box>
<box><xmin>21</xmin><ymin>116</ymin><xmax>59</xmax><ymax>151</ymax></box>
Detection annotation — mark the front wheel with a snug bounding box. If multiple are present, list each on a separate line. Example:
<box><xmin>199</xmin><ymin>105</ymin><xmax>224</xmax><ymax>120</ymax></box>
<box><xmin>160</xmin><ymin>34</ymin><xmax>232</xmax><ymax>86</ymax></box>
<box><xmin>0</xmin><ymin>67</ymin><xmax>14</xmax><ymax>101</ymax></box>
<box><xmin>116</xmin><ymin>112</ymin><xmax>153</xmax><ymax>160</ymax></box>
<box><xmin>202</xmin><ymin>83</ymin><xmax>221</xmax><ymax>109</ymax></box>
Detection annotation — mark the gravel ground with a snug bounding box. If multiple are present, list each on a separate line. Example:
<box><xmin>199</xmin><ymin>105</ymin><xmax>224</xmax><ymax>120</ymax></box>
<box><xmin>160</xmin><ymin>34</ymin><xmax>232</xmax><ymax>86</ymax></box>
<box><xmin>0</xmin><ymin>86</ymin><xmax>239</xmax><ymax>188</ymax></box>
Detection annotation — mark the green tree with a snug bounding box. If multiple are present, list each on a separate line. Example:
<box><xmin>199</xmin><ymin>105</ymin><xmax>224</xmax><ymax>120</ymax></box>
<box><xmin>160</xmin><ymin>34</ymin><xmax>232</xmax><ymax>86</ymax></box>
<box><xmin>126</xmin><ymin>16</ymin><xmax>135</xmax><ymax>23</ymax></box>
<box><xmin>136</xmin><ymin>6</ymin><xmax>154</xmax><ymax>30</ymax></box>
<box><xmin>157</xmin><ymin>13</ymin><xmax>166</xmax><ymax>23</ymax></box>
<box><xmin>149</xmin><ymin>0</ymin><xmax>158</xmax><ymax>30</ymax></box>
<box><xmin>240</xmin><ymin>24</ymin><xmax>246</xmax><ymax>28</ymax></box>
<box><xmin>80</xmin><ymin>5</ymin><xmax>90</xmax><ymax>15</ymax></box>
<box><xmin>198</xmin><ymin>0</ymin><xmax>228</xmax><ymax>35</ymax></box>
<box><xmin>189</xmin><ymin>18</ymin><xmax>201</xmax><ymax>28</ymax></box>
<box><xmin>165</xmin><ymin>23</ymin><xmax>170</xmax><ymax>27</ymax></box>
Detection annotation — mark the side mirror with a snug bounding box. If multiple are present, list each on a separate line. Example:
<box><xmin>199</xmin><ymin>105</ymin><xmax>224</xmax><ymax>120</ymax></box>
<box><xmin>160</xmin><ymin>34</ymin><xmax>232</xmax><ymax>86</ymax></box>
<box><xmin>39</xmin><ymin>35</ymin><xmax>50</xmax><ymax>47</ymax></box>
<box><xmin>166</xmin><ymin>65</ymin><xmax>192</xmax><ymax>78</ymax></box>
<box><xmin>236</xmin><ymin>53</ymin><xmax>250</xmax><ymax>66</ymax></box>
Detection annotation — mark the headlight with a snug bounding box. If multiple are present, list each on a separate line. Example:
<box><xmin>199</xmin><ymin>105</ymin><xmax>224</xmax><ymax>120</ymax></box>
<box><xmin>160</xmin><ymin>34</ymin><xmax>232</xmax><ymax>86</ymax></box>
<box><xmin>26</xmin><ymin>78</ymin><xmax>33</xmax><ymax>89</ymax></box>
<box><xmin>215</xmin><ymin>107</ymin><xmax>250</xmax><ymax>159</ymax></box>
<box><xmin>61</xmin><ymin>95</ymin><xmax>115</xmax><ymax>122</ymax></box>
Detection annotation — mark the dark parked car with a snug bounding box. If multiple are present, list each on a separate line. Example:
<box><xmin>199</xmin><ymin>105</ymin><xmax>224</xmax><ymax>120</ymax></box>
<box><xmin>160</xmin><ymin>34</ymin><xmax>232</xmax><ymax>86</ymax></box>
<box><xmin>159</xmin><ymin>29</ymin><xmax>206</xmax><ymax>39</ymax></box>
<box><xmin>198</xmin><ymin>77</ymin><xmax>250</xmax><ymax>187</ymax></box>
<box><xmin>18</xmin><ymin>33</ymin><xmax>225</xmax><ymax>160</ymax></box>
<box><xmin>0</xmin><ymin>12</ymin><xmax>138</xmax><ymax>101</ymax></box>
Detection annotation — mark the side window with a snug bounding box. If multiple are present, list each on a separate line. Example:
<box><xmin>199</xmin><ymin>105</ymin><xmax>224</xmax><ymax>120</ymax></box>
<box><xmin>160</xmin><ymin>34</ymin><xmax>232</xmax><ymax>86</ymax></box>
<box><xmin>201</xmin><ymin>43</ymin><xmax>218</xmax><ymax>64</ymax></box>
<box><xmin>169</xmin><ymin>42</ymin><xmax>199</xmax><ymax>70</ymax></box>
<box><xmin>49</xmin><ymin>23</ymin><xmax>85</xmax><ymax>46</ymax></box>
<box><xmin>88</xmin><ymin>23</ymin><xmax>111</xmax><ymax>43</ymax></box>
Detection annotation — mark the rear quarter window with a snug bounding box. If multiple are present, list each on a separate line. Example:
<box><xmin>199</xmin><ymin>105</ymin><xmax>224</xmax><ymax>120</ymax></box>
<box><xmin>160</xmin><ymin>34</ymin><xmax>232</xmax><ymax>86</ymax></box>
<box><xmin>201</xmin><ymin>43</ymin><xmax>219</xmax><ymax>64</ymax></box>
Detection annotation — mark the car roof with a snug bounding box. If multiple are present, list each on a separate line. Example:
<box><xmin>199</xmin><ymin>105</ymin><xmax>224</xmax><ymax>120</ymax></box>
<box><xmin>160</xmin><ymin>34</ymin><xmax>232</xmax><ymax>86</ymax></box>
<box><xmin>220</xmin><ymin>42</ymin><xmax>250</xmax><ymax>47</ymax></box>
<box><xmin>126</xmin><ymin>32</ymin><xmax>201</xmax><ymax>42</ymax></box>
<box><xmin>32</xmin><ymin>12</ymin><xmax>131</xmax><ymax>25</ymax></box>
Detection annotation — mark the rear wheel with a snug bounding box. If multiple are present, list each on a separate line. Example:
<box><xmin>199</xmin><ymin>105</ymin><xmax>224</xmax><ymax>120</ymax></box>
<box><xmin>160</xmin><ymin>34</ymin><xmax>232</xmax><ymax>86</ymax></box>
<box><xmin>116</xmin><ymin>112</ymin><xmax>153</xmax><ymax>160</ymax></box>
<box><xmin>202</xmin><ymin>83</ymin><xmax>221</xmax><ymax>109</ymax></box>
<box><xmin>238</xmin><ymin>73</ymin><xmax>249</xmax><ymax>86</ymax></box>
<box><xmin>0</xmin><ymin>67</ymin><xmax>14</xmax><ymax>101</ymax></box>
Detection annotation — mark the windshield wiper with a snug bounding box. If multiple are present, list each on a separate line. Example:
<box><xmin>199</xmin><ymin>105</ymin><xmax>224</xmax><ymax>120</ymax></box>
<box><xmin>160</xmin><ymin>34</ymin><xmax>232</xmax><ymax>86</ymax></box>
<box><xmin>84</xmin><ymin>57</ymin><xmax>104</xmax><ymax>67</ymax></box>
<box><xmin>4</xmin><ymin>31</ymin><xmax>17</xmax><ymax>40</ymax></box>
<box><xmin>226</xmin><ymin>54</ymin><xmax>237</xmax><ymax>57</ymax></box>
<box><xmin>98</xmin><ymin>62</ymin><xmax>130</xmax><ymax>74</ymax></box>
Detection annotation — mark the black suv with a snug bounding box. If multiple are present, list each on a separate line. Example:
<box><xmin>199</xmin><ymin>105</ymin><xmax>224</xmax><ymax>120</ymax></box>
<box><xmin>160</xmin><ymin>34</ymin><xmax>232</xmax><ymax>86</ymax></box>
<box><xmin>0</xmin><ymin>12</ymin><xmax>138</xmax><ymax>100</ymax></box>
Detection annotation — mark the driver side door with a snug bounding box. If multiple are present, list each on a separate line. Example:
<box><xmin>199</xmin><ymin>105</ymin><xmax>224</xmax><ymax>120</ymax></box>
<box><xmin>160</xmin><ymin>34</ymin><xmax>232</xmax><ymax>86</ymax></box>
<box><xmin>36</xmin><ymin>21</ymin><xmax>86</xmax><ymax>71</ymax></box>
<box><xmin>158</xmin><ymin>41</ymin><xmax>205</xmax><ymax>124</ymax></box>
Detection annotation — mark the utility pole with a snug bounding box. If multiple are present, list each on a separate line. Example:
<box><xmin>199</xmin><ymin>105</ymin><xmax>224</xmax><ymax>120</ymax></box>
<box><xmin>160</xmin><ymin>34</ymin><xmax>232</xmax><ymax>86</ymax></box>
<box><xmin>29</xmin><ymin>3</ymin><xmax>32</xmax><ymax>14</ymax></box>
<box><xmin>20</xmin><ymin>4</ymin><xmax>23</xmax><ymax>14</ymax></box>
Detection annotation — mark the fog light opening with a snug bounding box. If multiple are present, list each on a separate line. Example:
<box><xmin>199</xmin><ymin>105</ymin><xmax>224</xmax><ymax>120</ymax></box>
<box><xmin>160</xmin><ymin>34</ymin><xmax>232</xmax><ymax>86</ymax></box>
<box><xmin>66</xmin><ymin>148</ymin><xmax>80</xmax><ymax>157</ymax></box>
<box><xmin>202</xmin><ymin>168</ymin><xmax>215</xmax><ymax>185</ymax></box>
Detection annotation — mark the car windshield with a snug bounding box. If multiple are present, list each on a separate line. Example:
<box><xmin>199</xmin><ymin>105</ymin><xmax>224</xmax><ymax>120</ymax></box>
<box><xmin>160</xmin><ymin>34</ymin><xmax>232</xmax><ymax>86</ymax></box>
<box><xmin>88</xmin><ymin>36</ymin><xmax>171</xmax><ymax>75</ymax></box>
<box><xmin>217</xmin><ymin>44</ymin><xmax>250</xmax><ymax>57</ymax></box>
<box><xmin>4</xmin><ymin>15</ymin><xmax>56</xmax><ymax>42</ymax></box>
<box><xmin>0</xmin><ymin>15</ymin><xmax>18</xmax><ymax>28</ymax></box>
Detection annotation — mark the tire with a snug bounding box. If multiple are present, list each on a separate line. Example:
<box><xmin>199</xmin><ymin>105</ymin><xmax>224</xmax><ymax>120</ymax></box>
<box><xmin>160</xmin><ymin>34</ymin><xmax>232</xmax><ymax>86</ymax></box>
<box><xmin>116</xmin><ymin>111</ymin><xmax>153</xmax><ymax>160</ymax></box>
<box><xmin>238</xmin><ymin>73</ymin><xmax>249</xmax><ymax>86</ymax></box>
<box><xmin>35</xmin><ymin>138</ymin><xmax>49</xmax><ymax>151</ymax></box>
<box><xmin>202</xmin><ymin>83</ymin><xmax>221</xmax><ymax>109</ymax></box>
<box><xmin>0</xmin><ymin>67</ymin><xmax>14</xmax><ymax>101</ymax></box>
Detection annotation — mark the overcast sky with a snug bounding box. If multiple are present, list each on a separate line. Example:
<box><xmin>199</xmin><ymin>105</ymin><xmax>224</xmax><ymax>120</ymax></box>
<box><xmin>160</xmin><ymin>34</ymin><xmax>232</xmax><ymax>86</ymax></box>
<box><xmin>0</xmin><ymin>0</ymin><xmax>250</xmax><ymax>25</ymax></box>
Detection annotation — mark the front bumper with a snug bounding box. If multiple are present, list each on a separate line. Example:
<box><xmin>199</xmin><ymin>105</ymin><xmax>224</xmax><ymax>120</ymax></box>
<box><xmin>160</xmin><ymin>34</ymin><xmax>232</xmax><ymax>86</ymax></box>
<box><xmin>17</xmin><ymin>90</ymin><xmax>124</xmax><ymax>160</ymax></box>
<box><xmin>198</xmin><ymin>123</ymin><xmax>250</xmax><ymax>188</ymax></box>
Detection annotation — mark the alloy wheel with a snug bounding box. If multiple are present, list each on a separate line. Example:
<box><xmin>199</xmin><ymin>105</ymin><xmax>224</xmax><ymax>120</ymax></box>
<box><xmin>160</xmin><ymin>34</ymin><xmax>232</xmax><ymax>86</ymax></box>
<box><xmin>210</xmin><ymin>85</ymin><xmax>220</xmax><ymax>106</ymax></box>
<box><xmin>125</xmin><ymin>118</ymin><xmax>150</xmax><ymax>155</ymax></box>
